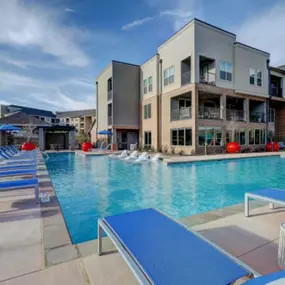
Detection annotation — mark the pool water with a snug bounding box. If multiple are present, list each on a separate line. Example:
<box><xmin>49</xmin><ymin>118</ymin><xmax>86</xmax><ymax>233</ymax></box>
<box><xmin>46</xmin><ymin>153</ymin><xmax>285</xmax><ymax>244</ymax></box>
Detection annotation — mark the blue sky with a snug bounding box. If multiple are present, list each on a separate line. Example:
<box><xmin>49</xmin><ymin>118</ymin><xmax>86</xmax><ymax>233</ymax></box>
<box><xmin>0</xmin><ymin>0</ymin><xmax>285</xmax><ymax>111</ymax></box>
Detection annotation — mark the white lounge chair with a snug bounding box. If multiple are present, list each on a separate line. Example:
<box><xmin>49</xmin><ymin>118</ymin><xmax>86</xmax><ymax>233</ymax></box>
<box><xmin>109</xmin><ymin>150</ymin><xmax>128</xmax><ymax>159</ymax></box>
<box><xmin>124</xmin><ymin>150</ymin><xmax>138</xmax><ymax>160</ymax></box>
<box><xmin>245</xmin><ymin>188</ymin><xmax>285</xmax><ymax>217</ymax></box>
<box><xmin>134</xmin><ymin>152</ymin><xmax>149</xmax><ymax>163</ymax></box>
<box><xmin>151</xmin><ymin>153</ymin><xmax>161</xmax><ymax>161</ymax></box>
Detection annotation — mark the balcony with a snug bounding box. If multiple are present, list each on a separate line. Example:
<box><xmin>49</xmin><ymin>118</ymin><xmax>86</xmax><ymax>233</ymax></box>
<box><xmin>199</xmin><ymin>107</ymin><xmax>222</xmax><ymax>120</ymax></box>
<box><xmin>200</xmin><ymin>72</ymin><xmax>216</xmax><ymax>85</ymax></box>
<box><xmin>226</xmin><ymin>109</ymin><xmax>246</xmax><ymax>121</ymax></box>
<box><xmin>108</xmin><ymin>90</ymin><xmax>112</xmax><ymax>101</ymax></box>
<box><xmin>108</xmin><ymin>116</ymin><xmax>112</xmax><ymax>125</ymax></box>
<box><xmin>171</xmin><ymin>107</ymin><xmax>191</xmax><ymax>121</ymax></box>
<box><xmin>250</xmin><ymin>112</ymin><xmax>265</xmax><ymax>123</ymax></box>
<box><xmin>271</xmin><ymin>86</ymin><xmax>283</xmax><ymax>98</ymax></box>
<box><xmin>181</xmin><ymin>70</ymin><xmax>191</xmax><ymax>86</ymax></box>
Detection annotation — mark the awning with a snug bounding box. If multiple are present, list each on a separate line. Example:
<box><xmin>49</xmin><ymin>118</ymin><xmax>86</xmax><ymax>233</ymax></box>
<box><xmin>97</xmin><ymin>130</ymin><xmax>113</xmax><ymax>135</ymax></box>
<box><xmin>0</xmin><ymin>124</ymin><xmax>21</xmax><ymax>131</ymax></box>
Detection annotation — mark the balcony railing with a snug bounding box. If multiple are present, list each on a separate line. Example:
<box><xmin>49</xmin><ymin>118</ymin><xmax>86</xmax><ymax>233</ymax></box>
<box><xmin>250</xmin><ymin>112</ymin><xmax>265</xmax><ymax>123</ymax></box>
<box><xmin>181</xmin><ymin>70</ymin><xmax>191</xmax><ymax>86</ymax></box>
<box><xmin>226</xmin><ymin>109</ymin><xmax>246</xmax><ymax>121</ymax></box>
<box><xmin>171</xmin><ymin>107</ymin><xmax>191</xmax><ymax>121</ymax></box>
<box><xmin>108</xmin><ymin>90</ymin><xmax>112</xmax><ymax>101</ymax></box>
<box><xmin>199</xmin><ymin>107</ymin><xmax>222</xmax><ymax>120</ymax></box>
<box><xmin>200</xmin><ymin>72</ymin><xmax>216</xmax><ymax>85</ymax></box>
<box><xmin>108</xmin><ymin>116</ymin><xmax>112</xmax><ymax>125</ymax></box>
<box><xmin>271</xmin><ymin>86</ymin><xmax>283</xmax><ymax>98</ymax></box>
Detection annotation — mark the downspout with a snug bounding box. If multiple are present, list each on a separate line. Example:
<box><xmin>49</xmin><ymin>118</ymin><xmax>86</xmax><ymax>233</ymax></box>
<box><xmin>266</xmin><ymin>59</ymin><xmax>271</xmax><ymax>146</ymax></box>
<box><xmin>95</xmin><ymin>81</ymin><xmax>98</xmax><ymax>142</ymax></box>
<box><xmin>158</xmin><ymin>56</ymin><xmax>163</xmax><ymax>151</ymax></box>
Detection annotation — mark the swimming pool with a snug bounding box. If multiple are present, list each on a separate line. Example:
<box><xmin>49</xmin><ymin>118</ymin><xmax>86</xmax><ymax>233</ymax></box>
<box><xmin>46</xmin><ymin>153</ymin><xmax>285</xmax><ymax>244</ymax></box>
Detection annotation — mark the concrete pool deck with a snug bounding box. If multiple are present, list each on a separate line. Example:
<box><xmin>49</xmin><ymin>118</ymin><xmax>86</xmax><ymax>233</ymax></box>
<box><xmin>1</xmin><ymin>152</ymin><xmax>285</xmax><ymax>284</ymax></box>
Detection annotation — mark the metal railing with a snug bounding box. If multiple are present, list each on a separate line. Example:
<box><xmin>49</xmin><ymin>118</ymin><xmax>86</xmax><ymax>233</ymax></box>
<box><xmin>200</xmin><ymin>72</ymin><xmax>216</xmax><ymax>85</ymax></box>
<box><xmin>271</xmin><ymin>86</ymin><xmax>283</xmax><ymax>97</ymax></box>
<box><xmin>108</xmin><ymin>90</ymin><xmax>112</xmax><ymax>101</ymax></box>
<box><xmin>226</xmin><ymin>109</ymin><xmax>246</xmax><ymax>121</ymax></box>
<box><xmin>198</xmin><ymin>107</ymin><xmax>222</xmax><ymax>120</ymax></box>
<box><xmin>171</xmin><ymin>107</ymin><xmax>192</xmax><ymax>121</ymax></box>
<box><xmin>108</xmin><ymin>116</ymin><xmax>112</xmax><ymax>125</ymax></box>
<box><xmin>250</xmin><ymin>112</ymin><xmax>265</xmax><ymax>123</ymax></box>
<box><xmin>181</xmin><ymin>70</ymin><xmax>191</xmax><ymax>86</ymax></box>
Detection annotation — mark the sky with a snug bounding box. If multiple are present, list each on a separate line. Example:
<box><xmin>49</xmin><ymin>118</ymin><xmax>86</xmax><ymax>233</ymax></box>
<box><xmin>0</xmin><ymin>0</ymin><xmax>285</xmax><ymax>111</ymax></box>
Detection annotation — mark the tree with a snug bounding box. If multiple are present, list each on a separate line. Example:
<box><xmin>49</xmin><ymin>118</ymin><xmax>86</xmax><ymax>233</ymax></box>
<box><xmin>76</xmin><ymin>130</ymin><xmax>90</xmax><ymax>145</ymax></box>
<box><xmin>22</xmin><ymin>117</ymin><xmax>36</xmax><ymax>142</ymax></box>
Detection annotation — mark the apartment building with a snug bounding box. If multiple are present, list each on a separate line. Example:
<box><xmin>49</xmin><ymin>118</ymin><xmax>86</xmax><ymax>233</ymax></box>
<box><xmin>57</xmin><ymin>109</ymin><xmax>95</xmax><ymax>134</ymax></box>
<box><xmin>0</xmin><ymin>104</ymin><xmax>58</xmax><ymax>124</ymax></box>
<box><xmin>140</xmin><ymin>18</ymin><xmax>285</xmax><ymax>154</ymax></box>
<box><xmin>93</xmin><ymin>61</ymin><xmax>140</xmax><ymax>150</ymax></box>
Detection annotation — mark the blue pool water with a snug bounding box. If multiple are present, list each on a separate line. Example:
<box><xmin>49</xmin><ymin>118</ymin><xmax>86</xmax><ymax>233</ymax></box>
<box><xmin>46</xmin><ymin>154</ymin><xmax>285</xmax><ymax>244</ymax></box>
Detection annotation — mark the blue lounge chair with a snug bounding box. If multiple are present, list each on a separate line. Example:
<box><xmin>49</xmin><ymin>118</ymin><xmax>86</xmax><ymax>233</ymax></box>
<box><xmin>244</xmin><ymin>270</ymin><xmax>285</xmax><ymax>284</ymax></box>
<box><xmin>0</xmin><ymin>178</ymin><xmax>39</xmax><ymax>202</ymax></box>
<box><xmin>245</xmin><ymin>188</ymin><xmax>285</xmax><ymax>217</ymax></box>
<box><xmin>0</xmin><ymin>169</ymin><xmax>36</xmax><ymax>178</ymax></box>
<box><xmin>0</xmin><ymin>163</ymin><xmax>37</xmax><ymax>171</ymax></box>
<box><xmin>0</xmin><ymin>149</ymin><xmax>36</xmax><ymax>164</ymax></box>
<box><xmin>98</xmin><ymin>208</ymin><xmax>258</xmax><ymax>285</ymax></box>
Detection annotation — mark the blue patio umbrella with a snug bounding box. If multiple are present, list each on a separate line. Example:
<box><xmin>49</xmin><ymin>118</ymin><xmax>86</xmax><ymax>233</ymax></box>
<box><xmin>97</xmin><ymin>130</ymin><xmax>113</xmax><ymax>135</ymax></box>
<box><xmin>0</xmin><ymin>124</ymin><xmax>21</xmax><ymax>131</ymax></box>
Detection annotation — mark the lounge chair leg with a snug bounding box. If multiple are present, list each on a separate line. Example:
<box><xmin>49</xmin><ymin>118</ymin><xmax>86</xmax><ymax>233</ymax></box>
<box><xmin>98</xmin><ymin>223</ymin><xmax>103</xmax><ymax>256</ymax></box>
<box><xmin>35</xmin><ymin>184</ymin><xmax>39</xmax><ymax>204</ymax></box>
<box><xmin>245</xmin><ymin>195</ymin><xmax>249</xmax><ymax>217</ymax></box>
<box><xmin>269</xmin><ymin>203</ymin><xmax>275</xmax><ymax>210</ymax></box>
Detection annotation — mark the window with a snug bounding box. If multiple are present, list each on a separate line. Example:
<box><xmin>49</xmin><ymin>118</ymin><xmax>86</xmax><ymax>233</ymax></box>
<box><xmin>234</xmin><ymin>129</ymin><xmax>246</xmax><ymax>145</ymax></box>
<box><xmin>107</xmin><ymin>77</ymin><xmax>112</xmax><ymax>91</ymax></box>
<box><xmin>249</xmin><ymin>129</ymin><xmax>254</xmax><ymax>145</ymax></box>
<box><xmin>164</xmin><ymin>66</ymin><xmax>175</xmax><ymax>86</ymax></box>
<box><xmin>257</xmin><ymin>70</ymin><xmax>262</xmax><ymax>86</ymax></box>
<box><xmin>143</xmin><ymin>76</ymin><xmax>153</xmax><ymax>94</ymax></box>
<box><xmin>269</xmin><ymin>108</ymin><xmax>275</xmax><ymax>123</ymax></box>
<box><xmin>148</xmin><ymin>77</ymin><xmax>153</xmax><ymax>92</ymax></box>
<box><xmin>144</xmin><ymin>104</ymin><xmax>151</xmax><ymax>119</ymax></box>
<box><xmin>171</xmin><ymin>128</ymin><xmax>192</xmax><ymax>146</ymax></box>
<box><xmin>249</xmin><ymin>129</ymin><xmax>266</xmax><ymax>145</ymax></box>
<box><xmin>143</xmin><ymin>79</ymin><xmax>148</xmax><ymax>94</ymax></box>
<box><xmin>220</xmin><ymin>61</ymin><xmax>232</xmax><ymax>81</ymax></box>
<box><xmin>249</xmin><ymin>69</ymin><xmax>262</xmax><ymax>87</ymax></box>
<box><xmin>144</xmin><ymin>132</ymin><xmax>152</xmax><ymax>148</ymax></box>
<box><xmin>250</xmin><ymin>69</ymin><xmax>255</xmax><ymax>85</ymax></box>
<box><xmin>198</xmin><ymin>127</ymin><xmax>223</xmax><ymax>146</ymax></box>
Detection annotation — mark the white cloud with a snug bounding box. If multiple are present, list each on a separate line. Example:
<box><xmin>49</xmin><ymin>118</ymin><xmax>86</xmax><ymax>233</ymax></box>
<box><xmin>0</xmin><ymin>0</ymin><xmax>89</xmax><ymax>67</ymax></box>
<box><xmin>236</xmin><ymin>2</ymin><xmax>285</xmax><ymax>66</ymax></box>
<box><xmin>29</xmin><ymin>91</ymin><xmax>94</xmax><ymax>111</ymax></box>
<box><xmin>0</xmin><ymin>100</ymin><xmax>10</xmax><ymax>105</ymax></box>
<box><xmin>64</xmin><ymin>8</ymin><xmax>75</xmax><ymax>13</ymax></box>
<box><xmin>122</xmin><ymin>16</ymin><xmax>155</xmax><ymax>31</ymax></box>
<box><xmin>122</xmin><ymin>0</ymin><xmax>196</xmax><ymax>31</ymax></box>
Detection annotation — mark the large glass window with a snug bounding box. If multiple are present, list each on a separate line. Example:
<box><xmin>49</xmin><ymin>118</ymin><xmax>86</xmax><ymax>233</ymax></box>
<box><xmin>249</xmin><ymin>129</ymin><xmax>254</xmax><ymax>145</ymax></box>
<box><xmin>198</xmin><ymin>127</ymin><xmax>223</xmax><ymax>146</ymax></box>
<box><xmin>144</xmin><ymin>132</ymin><xmax>152</xmax><ymax>148</ymax></box>
<box><xmin>234</xmin><ymin>129</ymin><xmax>246</xmax><ymax>145</ymax></box>
<box><xmin>269</xmin><ymin>108</ymin><xmax>275</xmax><ymax>123</ymax></box>
<box><xmin>220</xmin><ymin>61</ymin><xmax>232</xmax><ymax>81</ymax></box>
<box><xmin>171</xmin><ymin>128</ymin><xmax>192</xmax><ymax>146</ymax></box>
<box><xmin>255</xmin><ymin>129</ymin><xmax>260</xmax><ymax>145</ymax></box>
<box><xmin>164</xmin><ymin>65</ymin><xmax>175</xmax><ymax>86</ymax></box>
